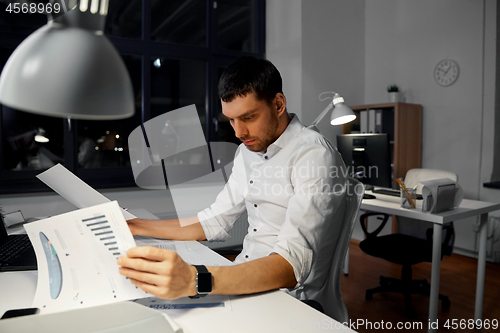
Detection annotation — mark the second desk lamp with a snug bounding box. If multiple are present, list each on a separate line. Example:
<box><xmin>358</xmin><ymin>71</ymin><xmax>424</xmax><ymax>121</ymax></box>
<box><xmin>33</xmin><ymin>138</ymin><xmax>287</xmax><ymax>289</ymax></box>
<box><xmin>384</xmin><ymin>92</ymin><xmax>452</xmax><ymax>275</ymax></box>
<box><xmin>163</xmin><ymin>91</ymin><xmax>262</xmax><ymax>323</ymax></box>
<box><xmin>307</xmin><ymin>92</ymin><xmax>356</xmax><ymax>132</ymax></box>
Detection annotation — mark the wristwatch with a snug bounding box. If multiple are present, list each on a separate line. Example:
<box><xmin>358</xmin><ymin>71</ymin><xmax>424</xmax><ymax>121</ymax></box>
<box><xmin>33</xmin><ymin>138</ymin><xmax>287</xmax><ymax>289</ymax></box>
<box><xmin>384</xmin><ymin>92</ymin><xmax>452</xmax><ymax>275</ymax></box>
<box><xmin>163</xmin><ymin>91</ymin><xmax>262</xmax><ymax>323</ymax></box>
<box><xmin>189</xmin><ymin>265</ymin><xmax>212</xmax><ymax>298</ymax></box>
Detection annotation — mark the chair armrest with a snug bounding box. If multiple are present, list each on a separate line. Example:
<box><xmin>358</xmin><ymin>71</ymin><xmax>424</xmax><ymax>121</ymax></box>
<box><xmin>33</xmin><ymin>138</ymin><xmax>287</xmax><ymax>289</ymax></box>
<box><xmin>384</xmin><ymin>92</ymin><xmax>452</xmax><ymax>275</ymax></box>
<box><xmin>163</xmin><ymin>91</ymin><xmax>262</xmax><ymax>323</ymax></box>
<box><xmin>359</xmin><ymin>212</ymin><xmax>390</xmax><ymax>238</ymax></box>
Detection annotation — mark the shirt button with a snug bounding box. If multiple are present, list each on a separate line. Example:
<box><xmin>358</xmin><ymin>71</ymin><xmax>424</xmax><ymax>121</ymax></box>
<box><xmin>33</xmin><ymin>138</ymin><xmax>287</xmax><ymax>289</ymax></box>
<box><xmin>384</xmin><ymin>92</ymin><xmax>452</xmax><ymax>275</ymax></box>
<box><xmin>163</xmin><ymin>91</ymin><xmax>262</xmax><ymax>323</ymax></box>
<box><xmin>245</xmin><ymin>255</ymin><xmax>249</xmax><ymax>258</ymax></box>
<box><xmin>253</xmin><ymin>229</ymin><xmax>257</xmax><ymax>232</ymax></box>
<box><xmin>254</xmin><ymin>204</ymin><xmax>257</xmax><ymax>208</ymax></box>
<box><xmin>249</xmin><ymin>180</ymin><xmax>253</xmax><ymax>184</ymax></box>
<box><xmin>264</xmin><ymin>156</ymin><xmax>268</xmax><ymax>160</ymax></box>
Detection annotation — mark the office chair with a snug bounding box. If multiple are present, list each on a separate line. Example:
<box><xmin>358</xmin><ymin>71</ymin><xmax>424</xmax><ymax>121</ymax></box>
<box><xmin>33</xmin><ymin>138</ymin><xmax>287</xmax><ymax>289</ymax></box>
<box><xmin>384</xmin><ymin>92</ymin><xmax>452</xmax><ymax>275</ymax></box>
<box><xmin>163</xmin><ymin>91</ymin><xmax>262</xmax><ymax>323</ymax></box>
<box><xmin>359</xmin><ymin>168</ymin><xmax>457</xmax><ymax>318</ymax></box>
<box><xmin>214</xmin><ymin>178</ymin><xmax>364</xmax><ymax>323</ymax></box>
<box><xmin>309</xmin><ymin>177</ymin><xmax>364</xmax><ymax>323</ymax></box>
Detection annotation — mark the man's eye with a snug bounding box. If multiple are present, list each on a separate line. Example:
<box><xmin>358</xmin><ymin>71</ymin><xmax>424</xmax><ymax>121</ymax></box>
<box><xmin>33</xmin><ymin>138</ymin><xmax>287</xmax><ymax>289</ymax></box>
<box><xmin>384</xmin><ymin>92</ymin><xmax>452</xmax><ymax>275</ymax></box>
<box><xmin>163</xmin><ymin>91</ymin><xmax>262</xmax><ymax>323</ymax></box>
<box><xmin>244</xmin><ymin>116</ymin><xmax>253</xmax><ymax>120</ymax></box>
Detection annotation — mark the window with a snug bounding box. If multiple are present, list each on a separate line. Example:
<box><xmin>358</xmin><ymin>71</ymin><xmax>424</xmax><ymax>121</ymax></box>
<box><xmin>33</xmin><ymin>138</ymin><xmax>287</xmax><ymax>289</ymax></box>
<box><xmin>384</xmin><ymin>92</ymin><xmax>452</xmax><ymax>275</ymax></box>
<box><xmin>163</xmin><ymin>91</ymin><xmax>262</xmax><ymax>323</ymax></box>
<box><xmin>0</xmin><ymin>0</ymin><xmax>265</xmax><ymax>194</ymax></box>
<box><xmin>150</xmin><ymin>57</ymin><xmax>206</xmax><ymax>131</ymax></box>
<box><xmin>151</xmin><ymin>0</ymin><xmax>206</xmax><ymax>47</ymax></box>
<box><xmin>216</xmin><ymin>0</ymin><xmax>257</xmax><ymax>52</ymax></box>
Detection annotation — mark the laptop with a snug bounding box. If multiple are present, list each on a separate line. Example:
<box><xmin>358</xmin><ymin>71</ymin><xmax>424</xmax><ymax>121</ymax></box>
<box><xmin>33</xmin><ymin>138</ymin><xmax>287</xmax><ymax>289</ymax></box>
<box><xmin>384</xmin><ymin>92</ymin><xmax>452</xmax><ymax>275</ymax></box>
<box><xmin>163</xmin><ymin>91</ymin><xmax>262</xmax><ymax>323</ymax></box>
<box><xmin>0</xmin><ymin>214</ymin><xmax>37</xmax><ymax>271</ymax></box>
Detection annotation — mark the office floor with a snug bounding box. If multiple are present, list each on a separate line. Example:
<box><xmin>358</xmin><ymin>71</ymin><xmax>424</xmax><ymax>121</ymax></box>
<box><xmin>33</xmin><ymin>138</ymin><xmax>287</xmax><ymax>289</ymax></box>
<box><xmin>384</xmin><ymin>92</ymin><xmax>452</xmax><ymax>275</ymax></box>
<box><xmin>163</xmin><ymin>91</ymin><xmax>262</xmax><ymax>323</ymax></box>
<box><xmin>343</xmin><ymin>240</ymin><xmax>500</xmax><ymax>332</ymax></box>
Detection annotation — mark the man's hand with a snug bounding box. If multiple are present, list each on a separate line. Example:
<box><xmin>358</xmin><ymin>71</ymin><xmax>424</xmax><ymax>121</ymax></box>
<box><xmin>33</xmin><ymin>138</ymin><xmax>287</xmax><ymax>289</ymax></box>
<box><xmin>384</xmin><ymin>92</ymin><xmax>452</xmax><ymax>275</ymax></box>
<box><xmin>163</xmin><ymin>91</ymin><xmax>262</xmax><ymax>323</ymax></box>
<box><xmin>125</xmin><ymin>217</ymin><xmax>207</xmax><ymax>241</ymax></box>
<box><xmin>125</xmin><ymin>218</ymin><xmax>149</xmax><ymax>236</ymax></box>
<box><xmin>117</xmin><ymin>246</ymin><xmax>197</xmax><ymax>299</ymax></box>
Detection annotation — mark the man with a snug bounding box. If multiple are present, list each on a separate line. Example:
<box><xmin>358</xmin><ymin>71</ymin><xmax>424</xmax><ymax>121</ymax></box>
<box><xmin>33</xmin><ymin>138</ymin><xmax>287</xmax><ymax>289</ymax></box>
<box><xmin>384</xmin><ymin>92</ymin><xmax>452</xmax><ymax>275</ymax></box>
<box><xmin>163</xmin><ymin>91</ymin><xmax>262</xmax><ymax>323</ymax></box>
<box><xmin>118</xmin><ymin>57</ymin><xmax>347</xmax><ymax>309</ymax></box>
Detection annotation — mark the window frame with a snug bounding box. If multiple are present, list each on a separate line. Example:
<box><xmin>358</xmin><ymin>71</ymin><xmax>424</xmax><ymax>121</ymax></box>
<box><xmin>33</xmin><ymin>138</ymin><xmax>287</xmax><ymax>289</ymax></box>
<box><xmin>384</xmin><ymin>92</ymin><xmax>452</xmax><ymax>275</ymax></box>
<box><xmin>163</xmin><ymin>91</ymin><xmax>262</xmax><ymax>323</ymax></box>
<box><xmin>0</xmin><ymin>0</ymin><xmax>265</xmax><ymax>194</ymax></box>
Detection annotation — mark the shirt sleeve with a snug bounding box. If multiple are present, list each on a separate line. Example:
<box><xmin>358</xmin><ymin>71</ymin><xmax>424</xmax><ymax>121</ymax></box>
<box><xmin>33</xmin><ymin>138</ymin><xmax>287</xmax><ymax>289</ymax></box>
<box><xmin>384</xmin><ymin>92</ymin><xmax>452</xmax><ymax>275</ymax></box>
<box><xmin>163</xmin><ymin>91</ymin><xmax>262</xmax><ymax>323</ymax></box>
<box><xmin>197</xmin><ymin>147</ymin><xmax>247</xmax><ymax>241</ymax></box>
<box><xmin>269</xmin><ymin>138</ymin><xmax>347</xmax><ymax>288</ymax></box>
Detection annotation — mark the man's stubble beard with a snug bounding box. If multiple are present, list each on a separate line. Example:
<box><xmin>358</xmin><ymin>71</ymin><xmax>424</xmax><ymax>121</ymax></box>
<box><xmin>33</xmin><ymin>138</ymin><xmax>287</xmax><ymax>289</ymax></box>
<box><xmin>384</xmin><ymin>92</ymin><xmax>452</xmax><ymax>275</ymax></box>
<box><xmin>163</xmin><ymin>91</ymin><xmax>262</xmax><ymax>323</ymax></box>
<box><xmin>245</xmin><ymin>112</ymin><xmax>280</xmax><ymax>152</ymax></box>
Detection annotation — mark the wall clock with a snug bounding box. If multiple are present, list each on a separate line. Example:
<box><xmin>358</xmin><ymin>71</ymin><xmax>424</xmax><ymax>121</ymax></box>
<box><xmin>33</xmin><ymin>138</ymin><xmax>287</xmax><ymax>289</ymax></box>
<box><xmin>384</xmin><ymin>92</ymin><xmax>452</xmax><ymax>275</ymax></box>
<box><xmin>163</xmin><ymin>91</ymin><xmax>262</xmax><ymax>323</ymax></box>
<box><xmin>434</xmin><ymin>59</ymin><xmax>459</xmax><ymax>87</ymax></box>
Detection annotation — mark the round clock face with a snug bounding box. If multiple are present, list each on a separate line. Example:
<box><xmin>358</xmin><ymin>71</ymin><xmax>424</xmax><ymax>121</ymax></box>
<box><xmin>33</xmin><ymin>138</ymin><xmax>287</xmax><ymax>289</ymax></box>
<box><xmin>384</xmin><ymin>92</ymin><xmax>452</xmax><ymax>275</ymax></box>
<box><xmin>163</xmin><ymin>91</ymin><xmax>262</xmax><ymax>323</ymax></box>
<box><xmin>434</xmin><ymin>60</ymin><xmax>459</xmax><ymax>86</ymax></box>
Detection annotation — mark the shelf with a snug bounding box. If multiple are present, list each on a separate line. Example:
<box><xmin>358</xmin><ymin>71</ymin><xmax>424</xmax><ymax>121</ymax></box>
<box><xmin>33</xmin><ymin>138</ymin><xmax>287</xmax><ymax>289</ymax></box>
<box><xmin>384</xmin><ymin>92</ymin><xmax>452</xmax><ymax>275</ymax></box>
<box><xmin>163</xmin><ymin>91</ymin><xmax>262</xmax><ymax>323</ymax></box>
<box><xmin>340</xmin><ymin>102</ymin><xmax>422</xmax><ymax>187</ymax></box>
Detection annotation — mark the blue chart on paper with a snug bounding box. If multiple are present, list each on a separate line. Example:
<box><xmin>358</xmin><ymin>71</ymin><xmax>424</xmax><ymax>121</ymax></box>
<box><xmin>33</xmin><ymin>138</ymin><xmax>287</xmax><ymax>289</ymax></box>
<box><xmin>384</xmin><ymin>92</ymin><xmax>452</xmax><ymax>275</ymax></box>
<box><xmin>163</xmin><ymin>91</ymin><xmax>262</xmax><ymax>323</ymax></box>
<box><xmin>40</xmin><ymin>232</ymin><xmax>63</xmax><ymax>299</ymax></box>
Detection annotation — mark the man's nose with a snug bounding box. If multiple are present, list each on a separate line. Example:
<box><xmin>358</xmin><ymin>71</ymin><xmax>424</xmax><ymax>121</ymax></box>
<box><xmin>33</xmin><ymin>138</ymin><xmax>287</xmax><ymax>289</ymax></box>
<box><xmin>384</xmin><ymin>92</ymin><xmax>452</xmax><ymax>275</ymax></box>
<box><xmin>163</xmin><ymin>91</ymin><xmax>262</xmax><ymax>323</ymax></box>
<box><xmin>232</xmin><ymin>120</ymin><xmax>248</xmax><ymax>139</ymax></box>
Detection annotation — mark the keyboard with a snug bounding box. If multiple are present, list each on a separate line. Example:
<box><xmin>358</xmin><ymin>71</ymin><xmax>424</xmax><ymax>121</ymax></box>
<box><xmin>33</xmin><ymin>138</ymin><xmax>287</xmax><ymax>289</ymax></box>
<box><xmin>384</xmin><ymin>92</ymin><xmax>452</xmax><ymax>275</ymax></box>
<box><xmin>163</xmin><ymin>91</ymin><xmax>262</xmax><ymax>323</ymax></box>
<box><xmin>0</xmin><ymin>234</ymin><xmax>33</xmax><ymax>268</ymax></box>
<box><xmin>372</xmin><ymin>188</ymin><xmax>401</xmax><ymax>197</ymax></box>
<box><xmin>372</xmin><ymin>188</ymin><xmax>423</xmax><ymax>200</ymax></box>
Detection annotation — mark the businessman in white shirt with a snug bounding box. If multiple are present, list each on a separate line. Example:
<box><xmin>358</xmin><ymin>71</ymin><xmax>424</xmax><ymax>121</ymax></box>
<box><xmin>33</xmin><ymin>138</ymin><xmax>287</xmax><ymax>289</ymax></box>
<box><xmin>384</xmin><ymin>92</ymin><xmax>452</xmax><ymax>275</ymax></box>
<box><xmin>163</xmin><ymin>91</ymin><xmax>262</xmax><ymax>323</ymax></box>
<box><xmin>118</xmin><ymin>57</ymin><xmax>347</xmax><ymax>309</ymax></box>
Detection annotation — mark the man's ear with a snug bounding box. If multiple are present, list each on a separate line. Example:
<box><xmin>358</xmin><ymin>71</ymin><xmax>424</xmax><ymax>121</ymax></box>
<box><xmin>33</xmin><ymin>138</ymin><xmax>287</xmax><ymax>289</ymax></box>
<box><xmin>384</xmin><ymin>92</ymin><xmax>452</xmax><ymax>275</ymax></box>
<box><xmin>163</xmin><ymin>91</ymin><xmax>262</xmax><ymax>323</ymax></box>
<box><xmin>274</xmin><ymin>93</ymin><xmax>287</xmax><ymax>116</ymax></box>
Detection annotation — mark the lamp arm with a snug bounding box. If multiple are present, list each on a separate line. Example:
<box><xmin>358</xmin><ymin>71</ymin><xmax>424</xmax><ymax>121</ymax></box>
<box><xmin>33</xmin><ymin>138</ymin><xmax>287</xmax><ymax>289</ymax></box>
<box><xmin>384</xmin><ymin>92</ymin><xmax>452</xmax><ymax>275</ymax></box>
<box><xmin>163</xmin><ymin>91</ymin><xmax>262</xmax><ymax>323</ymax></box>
<box><xmin>310</xmin><ymin>102</ymin><xmax>334</xmax><ymax>128</ymax></box>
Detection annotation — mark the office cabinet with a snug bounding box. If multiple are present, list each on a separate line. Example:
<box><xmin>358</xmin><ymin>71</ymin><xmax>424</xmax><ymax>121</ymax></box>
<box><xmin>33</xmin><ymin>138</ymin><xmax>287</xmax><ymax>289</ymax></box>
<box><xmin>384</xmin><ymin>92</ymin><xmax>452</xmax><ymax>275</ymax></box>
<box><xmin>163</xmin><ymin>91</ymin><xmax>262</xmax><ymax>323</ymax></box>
<box><xmin>341</xmin><ymin>102</ymin><xmax>422</xmax><ymax>187</ymax></box>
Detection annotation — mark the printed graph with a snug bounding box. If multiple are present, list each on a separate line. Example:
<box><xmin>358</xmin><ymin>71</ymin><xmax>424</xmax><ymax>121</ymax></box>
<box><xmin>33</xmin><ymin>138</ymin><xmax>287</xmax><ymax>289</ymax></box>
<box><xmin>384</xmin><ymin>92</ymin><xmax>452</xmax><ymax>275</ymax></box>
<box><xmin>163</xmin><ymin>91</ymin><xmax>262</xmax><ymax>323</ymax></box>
<box><xmin>81</xmin><ymin>214</ymin><xmax>122</xmax><ymax>258</ymax></box>
<box><xmin>152</xmin><ymin>243</ymin><xmax>177</xmax><ymax>251</ymax></box>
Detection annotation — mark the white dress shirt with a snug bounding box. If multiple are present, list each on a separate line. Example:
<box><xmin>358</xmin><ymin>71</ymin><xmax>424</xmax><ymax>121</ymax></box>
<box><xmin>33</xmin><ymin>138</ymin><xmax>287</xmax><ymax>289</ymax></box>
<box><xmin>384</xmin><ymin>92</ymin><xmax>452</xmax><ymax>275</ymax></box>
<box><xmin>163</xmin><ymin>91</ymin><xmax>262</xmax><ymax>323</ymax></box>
<box><xmin>197</xmin><ymin>114</ymin><xmax>347</xmax><ymax>295</ymax></box>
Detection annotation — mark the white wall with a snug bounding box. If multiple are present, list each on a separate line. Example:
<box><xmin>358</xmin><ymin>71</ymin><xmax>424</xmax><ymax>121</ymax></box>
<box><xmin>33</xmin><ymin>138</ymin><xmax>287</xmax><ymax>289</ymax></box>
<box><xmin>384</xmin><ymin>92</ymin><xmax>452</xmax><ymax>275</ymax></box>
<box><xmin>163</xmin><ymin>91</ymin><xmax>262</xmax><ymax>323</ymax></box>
<box><xmin>267</xmin><ymin>0</ymin><xmax>365</xmax><ymax>145</ymax></box>
<box><xmin>266</xmin><ymin>0</ymin><xmax>303</xmax><ymax>119</ymax></box>
<box><xmin>268</xmin><ymin>0</ymin><xmax>500</xmax><ymax>259</ymax></box>
<box><xmin>365</xmin><ymin>0</ymin><xmax>485</xmax><ymax>200</ymax></box>
<box><xmin>301</xmin><ymin>0</ymin><xmax>365</xmax><ymax>145</ymax></box>
<box><xmin>364</xmin><ymin>0</ymin><xmax>499</xmax><ymax>258</ymax></box>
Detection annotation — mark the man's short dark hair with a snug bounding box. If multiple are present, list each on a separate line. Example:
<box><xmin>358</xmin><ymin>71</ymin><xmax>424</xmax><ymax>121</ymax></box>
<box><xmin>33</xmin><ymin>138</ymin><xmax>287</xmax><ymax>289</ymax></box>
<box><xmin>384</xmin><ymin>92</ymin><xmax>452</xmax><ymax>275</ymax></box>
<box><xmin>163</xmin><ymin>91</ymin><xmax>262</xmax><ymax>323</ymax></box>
<box><xmin>218</xmin><ymin>56</ymin><xmax>283</xmax><ymax>104</ymax></box>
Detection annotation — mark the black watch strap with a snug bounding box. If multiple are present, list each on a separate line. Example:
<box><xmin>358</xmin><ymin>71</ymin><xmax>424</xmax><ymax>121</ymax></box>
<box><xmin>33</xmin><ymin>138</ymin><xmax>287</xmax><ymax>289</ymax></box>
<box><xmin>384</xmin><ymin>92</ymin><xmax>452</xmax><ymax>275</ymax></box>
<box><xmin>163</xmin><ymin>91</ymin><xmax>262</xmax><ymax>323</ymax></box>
<box><xmin>189</xmin><ymin>265</ymin><xmax>212</xmax><ymax>299</ymax></box>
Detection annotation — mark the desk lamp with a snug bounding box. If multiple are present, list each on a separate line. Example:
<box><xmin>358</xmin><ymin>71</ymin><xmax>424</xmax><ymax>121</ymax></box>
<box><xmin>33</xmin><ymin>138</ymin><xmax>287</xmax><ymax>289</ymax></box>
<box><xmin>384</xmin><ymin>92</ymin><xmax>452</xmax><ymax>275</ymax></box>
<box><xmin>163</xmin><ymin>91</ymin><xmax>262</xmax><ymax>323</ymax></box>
<box><xmin>0</xmin><ymin>0</ymin><xmax>134</xmax><ymax>120</ymax></box>
<box><xmin>8</xmin><ymin>128</ymin><xmax>48</xmax><ymax>146</ymax></box>
<box><xmin>307</xmin><ymin>92</ymin><xmax>356</xmax><ymax>132</ymax></box>
<box><xmin>34</xmin><ymin>128</ymin><xmax>50</xmax><ymax>143</ymax></box>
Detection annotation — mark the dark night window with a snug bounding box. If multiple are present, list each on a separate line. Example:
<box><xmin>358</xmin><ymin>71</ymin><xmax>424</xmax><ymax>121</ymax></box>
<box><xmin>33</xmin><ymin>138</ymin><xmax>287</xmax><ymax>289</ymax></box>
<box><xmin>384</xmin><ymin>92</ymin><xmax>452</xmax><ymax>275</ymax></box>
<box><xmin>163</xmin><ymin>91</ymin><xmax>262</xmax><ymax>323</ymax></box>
<box><xmin>0</xmin><ymin>0</ymin><xmax>265</xmax><ymax>194</ymax></box>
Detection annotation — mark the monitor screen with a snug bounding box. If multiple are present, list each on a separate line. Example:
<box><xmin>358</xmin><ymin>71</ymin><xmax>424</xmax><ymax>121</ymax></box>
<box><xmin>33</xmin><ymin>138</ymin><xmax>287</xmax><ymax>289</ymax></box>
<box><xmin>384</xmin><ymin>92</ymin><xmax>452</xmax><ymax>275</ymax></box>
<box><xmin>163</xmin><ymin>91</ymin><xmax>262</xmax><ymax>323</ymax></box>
<box><xmin>336</xmin><ymin>134</ymin><xmax>392</xmax><ymax>188</ymax></box>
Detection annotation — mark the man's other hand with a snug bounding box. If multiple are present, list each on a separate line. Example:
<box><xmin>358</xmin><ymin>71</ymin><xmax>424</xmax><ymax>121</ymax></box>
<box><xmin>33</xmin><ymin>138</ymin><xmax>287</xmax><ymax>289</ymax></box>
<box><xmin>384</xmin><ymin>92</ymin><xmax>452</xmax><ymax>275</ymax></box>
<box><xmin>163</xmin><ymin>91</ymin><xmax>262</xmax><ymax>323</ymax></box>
<box><xmin>117</xmin><ymin>246</ymin><xmax>197</xmax><ymax>299</ymax></box>
<box><xmin>125</xmin><ymin>218</ymin><xmax>147</xmax><ymax>235</ymax></box>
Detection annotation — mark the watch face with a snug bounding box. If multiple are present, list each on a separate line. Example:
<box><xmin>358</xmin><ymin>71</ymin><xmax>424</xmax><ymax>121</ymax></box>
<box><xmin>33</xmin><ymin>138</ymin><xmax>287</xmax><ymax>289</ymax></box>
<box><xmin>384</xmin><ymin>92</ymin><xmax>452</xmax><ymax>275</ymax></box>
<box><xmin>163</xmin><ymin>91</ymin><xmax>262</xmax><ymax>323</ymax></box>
<box><xmin>434</xmin><ymin>60</ymin><xmax>459</xmax><ymax>87</ymax></box>
<box><xmin>197</xmin><ymin>272</ymin><xmax>212</xmax><ymax>294</ymax></box>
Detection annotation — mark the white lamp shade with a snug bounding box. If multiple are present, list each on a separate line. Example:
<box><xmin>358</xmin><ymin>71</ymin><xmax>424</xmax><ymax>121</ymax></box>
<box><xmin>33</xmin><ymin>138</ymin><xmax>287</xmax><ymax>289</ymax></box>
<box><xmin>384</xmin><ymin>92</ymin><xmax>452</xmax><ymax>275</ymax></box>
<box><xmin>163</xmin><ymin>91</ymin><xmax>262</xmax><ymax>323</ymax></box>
<box><xmin>330</xmin><ymin>103</ymin><xmax>356</xmax><ymax>125</ymax></box>
<box><xmin>34</xmin><ymin>134</ymin><xmax>50</xmax><ymax>143</ymax></box>
<box><xmin>0</xmin><ymin>22</ymin><xmax>134</xmax><ymax>120</ymax></box>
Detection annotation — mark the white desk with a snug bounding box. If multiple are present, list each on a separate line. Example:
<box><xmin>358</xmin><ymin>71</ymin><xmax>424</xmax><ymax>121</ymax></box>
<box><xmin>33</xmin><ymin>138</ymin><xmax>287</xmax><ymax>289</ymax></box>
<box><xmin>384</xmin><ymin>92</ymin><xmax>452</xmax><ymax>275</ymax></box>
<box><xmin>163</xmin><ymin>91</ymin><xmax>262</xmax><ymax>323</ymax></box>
<box><xmin>360</xmin><ymin>193</ymin><xmax>500</xmax><ymax>333</ymax></box>
<box><xmin>1</xmin><ymin>208</ymin><xmax>356</xmax><ymax>332</ymax></box>
<box><xmin>0</xmin><ymin>253</ymin><xmax>356</xmax><ymax>333</ymax></box>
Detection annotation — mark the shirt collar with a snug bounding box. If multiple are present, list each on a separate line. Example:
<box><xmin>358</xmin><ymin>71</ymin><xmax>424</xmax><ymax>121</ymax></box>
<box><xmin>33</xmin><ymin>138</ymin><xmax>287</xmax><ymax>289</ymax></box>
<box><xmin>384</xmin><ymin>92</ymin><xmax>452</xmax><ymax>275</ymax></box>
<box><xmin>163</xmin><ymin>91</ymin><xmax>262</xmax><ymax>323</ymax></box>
<box><xmin>272</xmin><ymin>113</ymin><xmax>304</xmax><ymax>149</ymax></box>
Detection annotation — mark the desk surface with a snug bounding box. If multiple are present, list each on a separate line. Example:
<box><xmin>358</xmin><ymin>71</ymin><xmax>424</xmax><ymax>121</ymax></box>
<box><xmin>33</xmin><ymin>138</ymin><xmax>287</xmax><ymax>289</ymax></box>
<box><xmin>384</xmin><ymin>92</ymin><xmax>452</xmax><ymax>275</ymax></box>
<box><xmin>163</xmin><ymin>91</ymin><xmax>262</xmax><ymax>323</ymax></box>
<box><xmin>0</xmin><ymin>261</ymin><xmax>356</xmax><ymax>333</ymax></box>
<box><xmin>2</xmin><ymin>210</ymin><xmax>356</xmax><ymax>332</ymax></box>
<box><xmin>361</xmin><ymin>193</ymin><xmax>500</xmax><ymax>224</ymax></box>
<box><xmin>171</xmin><ymin>290</ymin><xmax>352</xmax><ymax>332</ymax></box>
<box><xmin>360</xmin><ymin>192</ymin><xmax>500</xmax><ymax>333</ymax></box>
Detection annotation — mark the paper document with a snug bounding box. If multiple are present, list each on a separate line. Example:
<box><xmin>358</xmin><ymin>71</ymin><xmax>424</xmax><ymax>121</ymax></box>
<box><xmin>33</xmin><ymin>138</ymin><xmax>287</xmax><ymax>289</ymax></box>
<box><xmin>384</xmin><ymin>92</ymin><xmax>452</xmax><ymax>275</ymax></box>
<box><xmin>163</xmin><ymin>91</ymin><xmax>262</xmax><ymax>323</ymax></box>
<box><xmin>25</xmin><ymin>201</ymin><xmax>149</xmax><ymax>314</ymax></box>
<box><xmin>36</xmin><ymin>164</ymin><xmax>136</xmax><ymax>220</ymax></box>
<box><xmin>132</xmin><ymin>238</ymin><xmax>233</xmax><ymax>312</ymax></box>
<box><xmin>134</xmin><ymin>237</ymin><xmax>234</xmax><ymax>267</ymax></box>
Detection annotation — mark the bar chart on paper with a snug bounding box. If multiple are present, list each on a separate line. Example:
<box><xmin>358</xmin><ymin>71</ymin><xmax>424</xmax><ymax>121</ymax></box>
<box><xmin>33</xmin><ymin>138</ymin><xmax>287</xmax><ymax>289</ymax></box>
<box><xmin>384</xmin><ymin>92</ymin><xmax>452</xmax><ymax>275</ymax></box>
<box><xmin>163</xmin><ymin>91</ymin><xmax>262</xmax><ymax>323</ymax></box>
<box><xmin>25</xmin><ymin>201</ymin><xmax>150</xmax><ymax>314</ymax></box>
<box><xmin>82</xmin><ymin>214</ymin><xmax>123</xmax><ymax>258</ymax></box>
